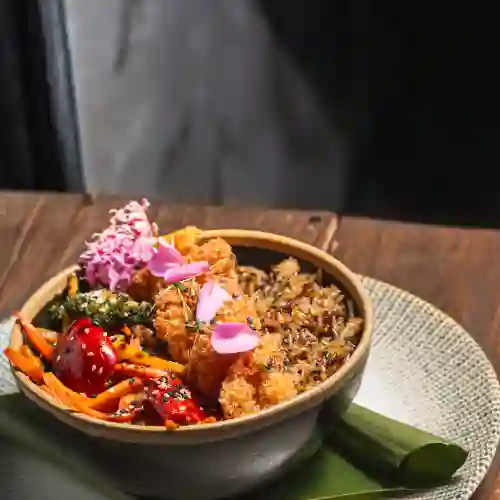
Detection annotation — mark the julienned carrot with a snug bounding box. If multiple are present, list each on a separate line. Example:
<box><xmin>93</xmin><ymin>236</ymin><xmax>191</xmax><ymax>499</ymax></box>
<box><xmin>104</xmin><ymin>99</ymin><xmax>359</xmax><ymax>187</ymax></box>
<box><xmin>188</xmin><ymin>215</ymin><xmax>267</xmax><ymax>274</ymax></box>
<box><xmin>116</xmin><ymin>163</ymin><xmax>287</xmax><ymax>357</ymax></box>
<box><xmin>42</xmin><ymin>372</ymin><xmax>88</xmax><ymax>407</ymax></box>
<box><xmin>19</xmin><ymin>345</ymin><xmax>45</xmax><ymax>382</ymax></box>
<box><xmin>38</xmin><ymin>328</ymin><xmax>59</xmax><ymax>344</ymax></box>
<box><xmin>114</xmin><ymin>363</ymin><xmax>170</xmax><ymax>380</ymax></box>
<box><xmin>43</xmin><ymin>373</ymin><xmax>140</xmax><ymax>422</ymax></box>
<box><xmin>40</xmin><ymin>384</ymin><xmax>56</xmax><ymax>397</ymax></box>
<box><xmin>4</xmin><ymin>347</ymin><xmax>44</xmax><ymax>383</ymax></box>
<box><xmin>71</xmin><ymin>397</ymin><xmax>141</xmax><ymax>423</ymax></box>
<box><xmin>130</xmin><ymin>336</ymin><xmax>141</xmax><ymax>349</ymax></box>
<box><xmin>112</xmin><ymin>339</ymin><xmax>184</xmax><ymax>374</ymax></box>
<box><xmin>87</xmin><ymin>378</ymin><xmax>143</xmax><ymax>411</ymax></box>
<box><xmin>118</xmin><ymin>392</ymin><xmax>144</xmax><ymax>411</ymax></box>
<box><xmin>14</xmin><ymin>313</ymin><xmax>54</xmax><ymax>361</ymax></box>
<box><xmin>121</xmin><ymin>325</ymin><xmax>132</xmax><ymax>337</ymax></box>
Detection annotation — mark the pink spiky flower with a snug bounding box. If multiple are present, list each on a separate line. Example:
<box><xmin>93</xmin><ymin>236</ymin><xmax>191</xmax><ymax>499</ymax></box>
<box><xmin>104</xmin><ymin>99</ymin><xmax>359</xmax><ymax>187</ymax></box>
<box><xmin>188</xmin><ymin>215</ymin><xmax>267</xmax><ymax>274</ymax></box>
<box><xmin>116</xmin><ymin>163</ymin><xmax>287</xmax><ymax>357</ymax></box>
<box><xmin>79</xmin><ymin>199</ymin><xmax>156</xmax><ymax>291</ymax></box>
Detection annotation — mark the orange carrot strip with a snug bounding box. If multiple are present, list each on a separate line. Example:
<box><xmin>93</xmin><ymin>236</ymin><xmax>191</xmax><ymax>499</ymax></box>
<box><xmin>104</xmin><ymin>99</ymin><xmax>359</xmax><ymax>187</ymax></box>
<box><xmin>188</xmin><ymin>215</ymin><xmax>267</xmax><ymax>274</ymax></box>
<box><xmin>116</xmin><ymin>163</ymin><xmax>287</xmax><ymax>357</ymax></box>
<box><xmin>42</xmin><ymin>374</ymin><xmax>138</xmax><ymax>423</ymax></box>
<box><xmin>112</xmin><ymin>339</ymin><xmax>184</xmax><ymax>373</ymax></box>
<box><xmin>42</xmin><ymin>372</ymin><xmax>89</xmax><ymax>407</ymax></box>
<box><xmin>114</xmin><ymin>363</ymin><xmax>169</xmax><ymax>380</ymax></box>
<box><xmin>87</xmin><ymin>378</ymin><xmax>143</xmax><ymax>411</ymax></box>
<box><xmin>4</xmin><ymin>347</ymin><xmax>44</xmax><ymax>384</ymax></box>
<box><xmin>40</xmin><ymin>384</ymin><xmax>56</xmax><ymax>397</ymax></box>
<box><xmin>72</xmin><ymin>397</ymin><xmax>140</xmax><ymax>423</ymax></box>
<box><xmin>165</xmin><ymin>419</ymin><xmax>179</xmax><ymax>430</ymax></box>
<box><xmin>14</xmin><ymin>313</ymin><xmax>54</xmax><ymax>361</ymax></box>
<box><xmin>38</xmin><ymin>328</ymin><xmax>59</xmax><ymax>344</ymax></box>
<box><xmin>19</xmin><ymin>345</ymin><xmax>45</xmax><ymax>382</ymax></box>
<box><xmin>118</xmin><ymin>392</ymin><xmax>144</xmax><ymax>411</ymax></box>
<box><xmin>121</xmin><ymin>325</ymin><xmax>132</xmax><ymax>337</ymax></box>
<box><xmin>130</xmin><ymin>336</ymin><xmax>141</xmax><ymax>349</ymax></box>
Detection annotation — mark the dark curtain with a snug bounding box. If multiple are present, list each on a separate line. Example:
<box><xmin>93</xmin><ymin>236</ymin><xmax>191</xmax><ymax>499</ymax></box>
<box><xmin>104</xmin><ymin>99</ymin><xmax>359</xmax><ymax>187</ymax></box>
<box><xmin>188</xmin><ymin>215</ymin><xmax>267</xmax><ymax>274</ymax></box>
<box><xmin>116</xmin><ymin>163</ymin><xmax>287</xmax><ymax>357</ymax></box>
<box><xmin>260</xmin><ymin>2</ymin><xmax>500</xmax><ymax>227</ymax></box>
<box><xmin>0</xmin><ymin>0</ymin><xmax>67</xmax><ymax>191</ymax></box>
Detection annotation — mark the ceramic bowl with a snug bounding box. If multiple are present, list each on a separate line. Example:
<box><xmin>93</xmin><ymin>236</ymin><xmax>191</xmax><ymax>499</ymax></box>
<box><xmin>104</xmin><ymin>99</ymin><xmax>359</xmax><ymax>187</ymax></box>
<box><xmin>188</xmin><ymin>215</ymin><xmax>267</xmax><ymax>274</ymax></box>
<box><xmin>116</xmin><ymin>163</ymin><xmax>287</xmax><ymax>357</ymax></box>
<box><xmin>9</xmin><ymin>229</ymin><xmax>373</xmax><ymax>500</ymax></box>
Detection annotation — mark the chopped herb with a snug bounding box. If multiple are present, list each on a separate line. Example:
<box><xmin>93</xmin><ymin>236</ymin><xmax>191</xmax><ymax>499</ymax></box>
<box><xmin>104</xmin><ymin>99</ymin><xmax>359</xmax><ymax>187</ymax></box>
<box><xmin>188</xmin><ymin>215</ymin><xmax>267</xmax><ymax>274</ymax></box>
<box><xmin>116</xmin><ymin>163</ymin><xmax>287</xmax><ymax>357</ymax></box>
<box><xmin>49</xmin><ymin>290</ymin><xmax>154</xmax><ymax>329</ymax></box>
<box><xmin>129</xmin><ymin>377</ymin><xmax>136</xmax><ymax>385</ymax></box>
<box><xmin>172</xmin><ymin>282</ymin><xmax>187</xmax><ymax>292</ymax></box>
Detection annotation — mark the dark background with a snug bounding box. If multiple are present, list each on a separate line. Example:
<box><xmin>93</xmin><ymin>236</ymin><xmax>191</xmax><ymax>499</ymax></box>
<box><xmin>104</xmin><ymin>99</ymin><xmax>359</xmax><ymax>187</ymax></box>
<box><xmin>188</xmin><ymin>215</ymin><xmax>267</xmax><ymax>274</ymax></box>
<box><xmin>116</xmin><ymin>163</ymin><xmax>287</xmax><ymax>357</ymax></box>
<box><xmin>0</xmin><ymin>0</ymin><xmax>498</xmax><ymax>227</ymax></box>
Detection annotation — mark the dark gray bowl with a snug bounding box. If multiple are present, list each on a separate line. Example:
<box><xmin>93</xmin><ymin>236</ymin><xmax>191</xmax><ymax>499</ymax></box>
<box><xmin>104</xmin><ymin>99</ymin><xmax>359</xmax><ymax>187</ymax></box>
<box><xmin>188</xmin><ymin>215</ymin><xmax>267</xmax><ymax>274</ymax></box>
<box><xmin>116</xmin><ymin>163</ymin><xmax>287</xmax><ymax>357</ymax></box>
<box><xmin>9</xmin><ymin>230</ymin><xmax>373</xmax><ymax>499</ymax></box>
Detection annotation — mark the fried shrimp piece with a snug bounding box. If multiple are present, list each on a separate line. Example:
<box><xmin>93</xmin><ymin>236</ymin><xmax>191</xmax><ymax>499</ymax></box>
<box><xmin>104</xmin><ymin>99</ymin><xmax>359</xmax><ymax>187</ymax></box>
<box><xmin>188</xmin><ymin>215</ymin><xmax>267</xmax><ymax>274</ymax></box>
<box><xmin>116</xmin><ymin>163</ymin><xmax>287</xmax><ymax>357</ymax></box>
<box><xmin>219</xmin><ymin>376</ymin><xmax>260</xmax><ymax>418</ymax></box>
<box><xmin>259</xmin><ymin>372</ymin><xmax>298</xmax><ymax>407</ymax></box>
<box><xmin>187</xmin><ymin>294</ymin><xmax>259</xmax><ymax>400</ymax></box>
<box><xmin>189</xmin><ymin>238</ymin><xmax>234</xmax><ymax>271</ymax></box>
<box><xmin>127</xmin><ymin>268</ymin><xmax>163</xmax><ymax>302</ymax></box>
<box><xmin>219</xmin><ymin>353</ymin><xmax>261</xmax><ymax>418</ymax></box>
<box><xmin>188</xmin><ymin>238</ymin><xmax>240</xmax><ymax>293</ymax></box>
<box><xmin>154</xmin><ymin>287</ymin><xmax>191</xmax><ymax>363</ymax></box>
<box><xmin>219</xmin><ymin>333</ymin><xmax>298</xmax><ymax>418</ymax></box>
<box><xmin>221</xmin><ymin>369</ymin><xmax>297</xmax><ymax>419</ymax></box>
<box><xmin>187</xmin><ymin>334</ymin><xmax>240</xmax><ymax>400</ymax></box>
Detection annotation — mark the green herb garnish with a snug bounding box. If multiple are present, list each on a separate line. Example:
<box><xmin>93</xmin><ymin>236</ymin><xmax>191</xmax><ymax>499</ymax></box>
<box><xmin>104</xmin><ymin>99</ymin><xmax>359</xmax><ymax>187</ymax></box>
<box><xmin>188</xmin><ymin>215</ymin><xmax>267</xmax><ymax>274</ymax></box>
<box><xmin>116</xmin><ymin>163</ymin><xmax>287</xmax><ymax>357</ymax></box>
<box><xmin>49</xmin><ymin>291</ymin><xmax>154</xmax><ymax>329</ymax></box>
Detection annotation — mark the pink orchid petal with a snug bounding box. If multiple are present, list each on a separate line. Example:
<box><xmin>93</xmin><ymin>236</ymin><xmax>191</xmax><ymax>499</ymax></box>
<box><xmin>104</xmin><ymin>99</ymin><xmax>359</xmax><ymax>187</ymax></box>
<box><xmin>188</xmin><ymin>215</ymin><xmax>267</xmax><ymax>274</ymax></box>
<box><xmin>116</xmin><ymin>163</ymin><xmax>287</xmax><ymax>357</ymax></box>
<box><xmin>147</xmin><ymin>238</ymin><xmax>185</xmax><ymax>277</ymax></box>
<box><xmin>211</xmin><ymin>322</ymin><xmax>260</xmax><ymax>354</ymax></box>
<box><xmin>163</xmin><ymin>261</ymin><xmax>210</xmax><ymax>283</ymax></box>
<box><xmin>157</xmin><ymin>238</ymin><xmax>184</xmax><ymax>264</ymax></box>
<box><xmin>196</xmin><ymin>281</ymin><xmax>232</xmax><ymax>323</ymax></box>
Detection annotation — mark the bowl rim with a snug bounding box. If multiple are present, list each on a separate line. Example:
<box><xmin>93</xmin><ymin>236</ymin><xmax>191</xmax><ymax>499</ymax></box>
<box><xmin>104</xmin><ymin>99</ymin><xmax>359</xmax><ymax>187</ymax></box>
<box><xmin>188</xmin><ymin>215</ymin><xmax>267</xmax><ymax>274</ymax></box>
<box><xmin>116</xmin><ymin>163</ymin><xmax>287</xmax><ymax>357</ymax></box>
<box><xmin>9</xmin><ymin>229</ymin><xmax>373</xmax><ymax>442</ymax></box>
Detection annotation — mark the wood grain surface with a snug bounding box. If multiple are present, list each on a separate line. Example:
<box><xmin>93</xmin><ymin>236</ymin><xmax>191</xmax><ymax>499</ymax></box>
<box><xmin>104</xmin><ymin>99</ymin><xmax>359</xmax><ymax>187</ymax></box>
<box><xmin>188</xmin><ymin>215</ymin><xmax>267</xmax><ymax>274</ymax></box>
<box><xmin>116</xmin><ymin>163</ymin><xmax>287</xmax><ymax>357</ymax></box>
<box><xmin>1</xmin><ymin>192</ymin><xmax>500</xmax><ymax>498</ymax></box>
<box><xmin>0</xmin><ymin>192</ymin><xmax>338</xmax><ymax>316</ymax></box>
<box><xmin>335</xmin><ymin>216</ymin><xmax>500</xmax><ymax>500</ymax></box>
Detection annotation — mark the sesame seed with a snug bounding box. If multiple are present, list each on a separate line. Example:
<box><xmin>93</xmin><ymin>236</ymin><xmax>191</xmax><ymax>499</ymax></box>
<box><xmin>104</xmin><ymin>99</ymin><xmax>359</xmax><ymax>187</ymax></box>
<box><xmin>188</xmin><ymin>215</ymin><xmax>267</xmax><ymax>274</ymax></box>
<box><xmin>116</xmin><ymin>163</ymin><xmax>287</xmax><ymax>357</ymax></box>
<box><xmin>81</xmin><ymin>343</ymin><xmax>86</xmax><ymax>349</ymax></box>
<box><xmin>56</xmin><ymin>355</ymin><xmax>61</xmax><ymax>362</ymax></box>
<box><xmin>98</xmin><ymin>366</ymin><xmax>103</xmax><ymax>375</ymax></box>
<box><xmin>87</xmin><ymin>352</ymin><xmax>94</xmax><ymax>357</ymax></box>
<box><xmin>84</xmin><ymin>329</ymin><xmax>89</xmax><ymax>334</ymax></box>
<box><xmin>91</xmin><ymin>364</ymin><xmax>96</xmax><ymax>372</ymax></box>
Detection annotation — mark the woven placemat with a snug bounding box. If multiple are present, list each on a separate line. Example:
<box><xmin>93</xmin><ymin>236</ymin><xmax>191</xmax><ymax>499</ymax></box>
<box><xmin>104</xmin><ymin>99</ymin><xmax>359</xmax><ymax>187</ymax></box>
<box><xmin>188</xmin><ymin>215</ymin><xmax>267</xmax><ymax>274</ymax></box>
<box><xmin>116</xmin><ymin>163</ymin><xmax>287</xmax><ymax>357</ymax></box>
<box><xmin>355</xmin><ymin>276</ymin><xmax>500</xmax><ymax>499</ymax></box>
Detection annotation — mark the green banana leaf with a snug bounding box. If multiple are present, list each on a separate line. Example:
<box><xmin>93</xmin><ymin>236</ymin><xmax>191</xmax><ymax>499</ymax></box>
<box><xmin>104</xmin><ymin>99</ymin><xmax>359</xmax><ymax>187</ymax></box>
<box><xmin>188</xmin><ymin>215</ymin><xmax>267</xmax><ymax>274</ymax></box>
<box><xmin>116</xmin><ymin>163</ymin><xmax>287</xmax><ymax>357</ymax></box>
<box><xmin>243</xmin><ymin>402</ymin><xmax>468</xmax><ymax>500</ymax></box>
<box><xmin>0</xmin><ymin>394</ymin><xmax>468</xmax><ymax>500</ymax></box>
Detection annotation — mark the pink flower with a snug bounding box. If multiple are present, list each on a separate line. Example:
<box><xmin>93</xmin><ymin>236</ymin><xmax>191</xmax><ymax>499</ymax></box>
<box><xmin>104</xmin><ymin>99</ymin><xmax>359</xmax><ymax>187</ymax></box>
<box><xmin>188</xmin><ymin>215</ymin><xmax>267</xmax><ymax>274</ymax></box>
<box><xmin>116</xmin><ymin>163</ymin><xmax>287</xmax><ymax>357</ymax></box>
<box><xmin>79</xmin><ymin>199</ymin><xmax>156</xmax><ymax>291</ymax></box>
<box><xmin>211</xmin><ymin>322</ymin><xmax>260</xmax><ymax>354</ymax></box>
<box><xmin>147</xmin><ymin>238</ymin><xmax>209</xmax><ymax>284</ymax></box>
<box><xmin>163</xmin><ymin>261</ymin><xmax>210</xmax><ymax>283</ymax></box>
<box><xmin>147</xmin><ymin>239</ymin><xmax>184</xmax><ymax>277</ymax></box>
<box><xmin>196</xmin><ymin>281</ymin><xmax>231</xmax><ymax>323</ymax></box>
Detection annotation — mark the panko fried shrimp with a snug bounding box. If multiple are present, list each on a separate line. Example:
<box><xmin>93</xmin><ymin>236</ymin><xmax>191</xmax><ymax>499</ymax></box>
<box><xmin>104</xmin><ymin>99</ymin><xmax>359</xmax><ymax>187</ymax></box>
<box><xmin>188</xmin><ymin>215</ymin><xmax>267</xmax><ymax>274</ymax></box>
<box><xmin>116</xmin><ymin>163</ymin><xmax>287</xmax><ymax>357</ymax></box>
<box><xmin>154</xmin><ymin>286</ymin><xmax>192</xmax><ymax>363</ymax></box>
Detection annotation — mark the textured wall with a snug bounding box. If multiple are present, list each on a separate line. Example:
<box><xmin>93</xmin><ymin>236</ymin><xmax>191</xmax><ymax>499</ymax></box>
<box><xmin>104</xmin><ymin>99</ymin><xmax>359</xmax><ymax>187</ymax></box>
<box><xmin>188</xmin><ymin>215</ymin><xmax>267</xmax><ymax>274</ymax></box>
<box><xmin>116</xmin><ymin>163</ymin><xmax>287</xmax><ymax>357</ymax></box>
<box><xmin>63</xmin><ymin>0</ymin><xmax>347</xmax><ymax>209</ymax></box>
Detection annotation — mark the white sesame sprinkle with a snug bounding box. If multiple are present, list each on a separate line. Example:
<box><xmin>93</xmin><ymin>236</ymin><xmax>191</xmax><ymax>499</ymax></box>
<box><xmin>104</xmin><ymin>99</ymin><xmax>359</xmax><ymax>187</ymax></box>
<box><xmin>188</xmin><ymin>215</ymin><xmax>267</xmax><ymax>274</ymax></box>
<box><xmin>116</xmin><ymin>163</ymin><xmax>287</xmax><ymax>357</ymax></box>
<box><xmin>87</xmin><ymin>352</ymin><xmax>94</xmax><ymax>357</ymax></box>
<box><xmin>91</xmin><ymin>364</ymin><xmax>97</xmax><ymax>372</ymax></box>
<box><xmin>56</xmin><ymin>355</ymin><xmax>61</xmax><ymax>362</ymax></box>
<box><xmin>98</xmin><ymin>366</ymin><xmax>103</xmax><ymax>375</ymax></box>
<box><xmin>81</xmin><ymin>343</ymin><xmax>86</xmax><ymax>349</ymax></box>
<box><xmin>84</xmin><ymin>328</ymin><xmax>90</xmax><ymax>334</ymax></box>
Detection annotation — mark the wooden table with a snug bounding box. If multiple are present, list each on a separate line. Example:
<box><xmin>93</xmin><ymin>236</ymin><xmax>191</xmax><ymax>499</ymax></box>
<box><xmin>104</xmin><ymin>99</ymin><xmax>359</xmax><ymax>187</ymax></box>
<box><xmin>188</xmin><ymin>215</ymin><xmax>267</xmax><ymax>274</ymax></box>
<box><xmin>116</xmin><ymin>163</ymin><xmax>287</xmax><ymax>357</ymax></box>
<box><xmin>0</xmin><ymin>191</ymin><xmax>499</xmax><ymax>499</ymax></box>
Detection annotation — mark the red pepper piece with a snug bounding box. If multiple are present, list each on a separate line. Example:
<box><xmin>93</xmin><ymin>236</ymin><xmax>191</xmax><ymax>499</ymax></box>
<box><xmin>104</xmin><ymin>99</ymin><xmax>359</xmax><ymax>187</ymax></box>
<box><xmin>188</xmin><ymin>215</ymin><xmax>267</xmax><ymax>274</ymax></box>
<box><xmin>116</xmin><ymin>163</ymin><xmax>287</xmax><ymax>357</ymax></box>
<box><xmin>146</xmin><ymin>373</ymin><xmax>207</xmax><ymax>426</ymax></box>
<box><xmin>53</xmin><ymin>318</ymin><xmax>116</xmax><ymax>396</ymax></box>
